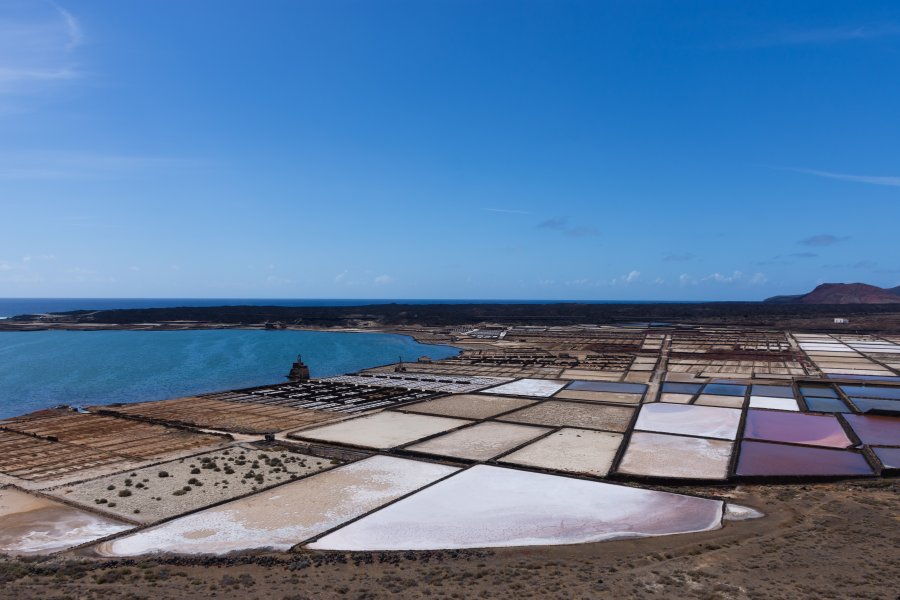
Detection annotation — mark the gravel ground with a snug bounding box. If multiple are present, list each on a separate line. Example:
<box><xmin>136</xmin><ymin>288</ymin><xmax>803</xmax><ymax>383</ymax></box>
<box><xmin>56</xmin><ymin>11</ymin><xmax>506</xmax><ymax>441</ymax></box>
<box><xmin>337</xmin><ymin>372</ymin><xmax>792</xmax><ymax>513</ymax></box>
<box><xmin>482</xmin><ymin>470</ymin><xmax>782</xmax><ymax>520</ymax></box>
<box><xmin>49</xmin><ymin>447</ymin><xmax>340</xmax><ymax>524</ymax></box>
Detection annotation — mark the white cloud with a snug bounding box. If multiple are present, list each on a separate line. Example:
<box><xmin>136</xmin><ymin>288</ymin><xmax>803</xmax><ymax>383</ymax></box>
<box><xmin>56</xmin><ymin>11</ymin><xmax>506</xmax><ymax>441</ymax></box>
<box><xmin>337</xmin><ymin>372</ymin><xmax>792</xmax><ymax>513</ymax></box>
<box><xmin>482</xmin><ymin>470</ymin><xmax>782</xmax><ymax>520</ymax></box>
<box><xmin>610</xmin><ymin>270</ymin><xmax>641</xmax><ymax>285</ymax></box>
<box><xmin>334</xmin><ymin>270</ymin><xmax>348</xmax><ymax>283</ymax></box>
<box><xmin>22</xmin><ymin>254</ymin><xmax>56</xmax><ymax>262</ymax></box>
<box><xmin>703</xmin><ymin>271</ymin><xmax>743</xmax><ymax>283</ymax></box>
<box><xmin>374</xmin><ymin>275</ymin><xmax>394</xmax><ymax>285</ymax></box>
<box><xmin>680</xmin><ymin>271</ymin><xmax>768</xmax><ymax>285</ymax></box>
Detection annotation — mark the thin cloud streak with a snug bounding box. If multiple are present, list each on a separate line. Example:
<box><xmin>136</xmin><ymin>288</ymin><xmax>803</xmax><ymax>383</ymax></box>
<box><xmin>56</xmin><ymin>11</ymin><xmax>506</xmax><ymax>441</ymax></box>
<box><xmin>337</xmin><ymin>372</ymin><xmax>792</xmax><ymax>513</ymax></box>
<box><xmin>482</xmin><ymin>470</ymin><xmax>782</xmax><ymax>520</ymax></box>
<box><xmin>0</xmin><ymin>153</ymin><xmax>204</xmax><ymax>180</ymax></box>
<box><xmin>0</xmin><ymin>3</ymin><xmax>84</xmax><ymax>96</ymax></box>
<box><xmin>481</xmin><ymin>207</ymin><xmax>531</xmax><ymax>215</ymax></box>
<box><xmin>782</xmin><ymin>167</ymin><xmax>900</xmax><ymax>187</ymax></box>
<box><xmin>799</xmin><ymin>234</ymin><xmax>849</xmax><ymax>247</ymax></box>
<box><xmin>740</xmin><ymin>24</ymin><xmax>900</xmax><ymax>47</ymax></box>
<box><xmin>54</xmin><ymin>5</ymin><xmax>84</xmax><ymax>51</ymax></box>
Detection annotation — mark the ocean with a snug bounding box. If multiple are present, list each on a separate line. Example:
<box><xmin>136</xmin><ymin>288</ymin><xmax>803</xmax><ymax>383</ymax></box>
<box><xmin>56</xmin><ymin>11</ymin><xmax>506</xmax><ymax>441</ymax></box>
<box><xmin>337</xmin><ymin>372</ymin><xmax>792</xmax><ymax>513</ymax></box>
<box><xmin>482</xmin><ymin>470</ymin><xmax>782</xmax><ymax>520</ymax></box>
<box><xmin>0</xmin><ymin>329</ymin><xmax>458</xmax><ymax>419</ymax></box>
<box><xmin>0</xmin><ymin>297</ymin><xmax>692</xmax><ymax>319</ymax></box>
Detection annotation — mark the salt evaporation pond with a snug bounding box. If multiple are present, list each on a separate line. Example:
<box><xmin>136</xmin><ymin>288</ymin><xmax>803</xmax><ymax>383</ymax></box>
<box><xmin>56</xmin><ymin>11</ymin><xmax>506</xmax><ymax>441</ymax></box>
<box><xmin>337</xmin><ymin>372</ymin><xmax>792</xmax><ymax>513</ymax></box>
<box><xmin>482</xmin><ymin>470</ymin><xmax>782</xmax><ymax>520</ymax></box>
<box><xmin>309</xmin><ymin>465</ymin><xmax>725</xmax><ymax>551</ymax></box>
<box><xmin>0</xmin><ymin>487</ymin><xmax>131</xmax><ymax>555</ymax></box>
<box><xmin>96</xmin><ymin>456</ymin><xmax>458</xmax><ymax>556</ymax></box>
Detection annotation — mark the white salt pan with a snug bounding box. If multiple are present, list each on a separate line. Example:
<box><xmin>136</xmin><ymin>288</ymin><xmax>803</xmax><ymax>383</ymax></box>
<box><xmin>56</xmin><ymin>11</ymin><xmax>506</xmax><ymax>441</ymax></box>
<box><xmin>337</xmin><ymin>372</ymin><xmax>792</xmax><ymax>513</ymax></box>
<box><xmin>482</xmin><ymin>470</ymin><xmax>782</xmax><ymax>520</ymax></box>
<box><xmin>96</xmin><ymin>456</ymin><xmax>457</xmax><ymax>556</ymax></box>
<box><xmin>308</xmin><ymin>465</ymin><xmax>724</xmax><ymax>550</ymax></box>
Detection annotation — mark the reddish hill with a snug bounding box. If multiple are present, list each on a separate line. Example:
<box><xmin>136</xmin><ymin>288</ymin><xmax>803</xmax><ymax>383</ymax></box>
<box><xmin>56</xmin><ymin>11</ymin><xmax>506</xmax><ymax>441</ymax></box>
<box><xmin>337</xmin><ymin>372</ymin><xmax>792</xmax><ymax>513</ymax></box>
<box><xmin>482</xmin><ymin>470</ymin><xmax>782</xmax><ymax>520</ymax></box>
<box><xmin>766</xmin><ymin>283</ymin><xmax>900</xmax><ymax>305</ymax></box>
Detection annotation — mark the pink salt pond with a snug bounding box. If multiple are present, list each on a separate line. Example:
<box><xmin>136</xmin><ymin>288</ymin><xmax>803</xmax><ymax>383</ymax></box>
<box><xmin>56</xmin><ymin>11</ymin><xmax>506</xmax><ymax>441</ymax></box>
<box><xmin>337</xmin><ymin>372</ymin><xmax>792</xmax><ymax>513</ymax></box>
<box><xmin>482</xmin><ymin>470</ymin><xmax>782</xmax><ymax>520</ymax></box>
<box><xmin>742</xmin><ymin>410</ymin><xmax>852</xmax><ymax>448</ymax></box>
<box><xmin>735</xmin><ymin>441</ymin><xmax>874</xmax><ymax>477</ymax></box>
<box><xmin>843</xmin><ymin>414</ymin><xmax>900</xmax><ymax>446</ymax></box>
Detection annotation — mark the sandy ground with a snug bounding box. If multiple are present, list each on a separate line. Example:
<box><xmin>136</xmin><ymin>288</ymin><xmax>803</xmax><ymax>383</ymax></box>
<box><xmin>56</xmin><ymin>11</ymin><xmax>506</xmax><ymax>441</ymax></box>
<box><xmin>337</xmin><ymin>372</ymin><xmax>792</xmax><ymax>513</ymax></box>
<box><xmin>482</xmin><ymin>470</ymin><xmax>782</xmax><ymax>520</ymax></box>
<box><xmin>50</xmin><ymin>447</ymin><xmax>339</xmax><ymax>524</ymax></box>
<box><xmin>1</xmin><ymin>478</ymin><xmax>896</xmax><ymax>599</ymax></box>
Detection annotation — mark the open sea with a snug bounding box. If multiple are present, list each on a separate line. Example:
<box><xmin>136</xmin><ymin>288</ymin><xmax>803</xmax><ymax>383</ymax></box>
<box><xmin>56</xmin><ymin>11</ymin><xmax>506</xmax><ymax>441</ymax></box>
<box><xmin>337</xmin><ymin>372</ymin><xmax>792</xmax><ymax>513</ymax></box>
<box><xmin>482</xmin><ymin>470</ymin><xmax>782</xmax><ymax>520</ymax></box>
<box><xmin>0</xmin><ymin>297</ymin><xmax>691</xmax><ymax>319</ymax></box>
<box><xmin>0</xmin><ymin>329</ymin><xmax>458</xmax><ymax>419</ymax></box>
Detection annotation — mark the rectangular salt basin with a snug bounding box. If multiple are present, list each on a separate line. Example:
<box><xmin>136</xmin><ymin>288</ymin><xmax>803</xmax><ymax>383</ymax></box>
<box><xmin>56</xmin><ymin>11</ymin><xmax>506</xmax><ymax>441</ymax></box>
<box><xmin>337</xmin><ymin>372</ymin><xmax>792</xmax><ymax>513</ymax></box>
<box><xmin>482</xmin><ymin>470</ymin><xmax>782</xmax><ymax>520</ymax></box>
<box><xmin>554</xmin><ymin>389</ymin><xmax>643</xmax><ymax>404</ymax></box>
<box><xmin>406</xmin><ymin>422</ymin><xmax>550</xmax><ymax>461</ymax></box>
<box><xmin>51</xmin><ymin>447</ymin><xmax>337</xmax><ymax>524</ymax></box>
<box><xmin>498</xmin><ymin>428</ymin><xmax>623</xmax><ymax>477</ymax></box>
<box><xmin>96</xmin><ymin>456</ymin><xmax>459</xmax><ymax>556</ymax></box>
<box><xmin>633</xmin><ymin>403</ymin><xmax>742</xmax><ymax>440</ymax></box>
<box><xmin>500</xmin><ymin>401</ymin><xmax>634</xmax><ymax>432</ymax></box>
<box><xmin>566</xmin><ymin>381</ymin><xmax>647</xmax><ymax>394</ymax></box>
<box><xmin>843</xmin><ymin>414</ymin><xmax>899</xmax><ymax>446</ymax></box>
<box><xmin>800</xmin><ymin>385</ymin><xmax>839</xmax><ymax>398</ymax></box>
<box><xmin>1</xmin><ymin>487</ymin><xmax>131</xmax><ymax>555</ymax></box>
<box><xmin>702</xmin><ymin>384</ymin><xmax>746</xmax><ymax>397</ymax></box>
<box><xmin>743</xmin><ymin>410</ymin><xmax>852</xmax><ymax>448</ymax></box>
<box><xmin>839</xmin><ymin>385</ymin><xmax>900</xmax><ymax>400</ymax></box>
<box><xmin>617</xmin><ymin>431</ymin><xmax>733</xmax><ymax>480</ymax></box>
<box><xmin>803</xmin><ymin>397</ymin><xmax>851</xmax><ymax>413</ymax></box>
<box><xmin>308</xmin><ymin>465</ymin><xmax>724</xmax><ymax>551</ymax></box>
<box><xmin>872</xmin><ymin>447</ymin><xmax>900</xmax><ymax>471</ymax></box>
<box><xmin>694</xmin><ymin>395</ymin><xmax>745</xmax><ymax>409</ymax></box>
<box><xmin>735</xmin><ymin>441</ymin><xmax>873</xmax><ymax>477</ymax></box>
<box><xmin>400</xmin><ymin>394</ymin><xmax>536</xmax><ymax>420</ymax></box>
<box><xmin>748</xmin><ymin>396</ymin><xmax>800</xmax><ymax>411</ymax></box>
<box><xmin>751</xmin><ymin>385</ymin><xmax>795</xmax><ymax>399</ymax></box>
<box><xmin>662</xmin><ymin>383</ymin><xmax>704</xmax><ymax>395</ymax></box>
<box><xmin>482</xmin><ymin>379</ymin><xmax>568</xmax><ymax>398</ymax></box>
<box><xmin>291</xmin><ymin>411</ymin><xmax>471</xmax><ymax>449</ymax></box>
<box><xmin>850</xmin><ymin>398</ymin><xmax>900</xmax><ymax>415</ymax></box>
<box><xmin>660</xmin><ymin>393</ymin><xmax>694</xmax><ymax>404</ymax></box>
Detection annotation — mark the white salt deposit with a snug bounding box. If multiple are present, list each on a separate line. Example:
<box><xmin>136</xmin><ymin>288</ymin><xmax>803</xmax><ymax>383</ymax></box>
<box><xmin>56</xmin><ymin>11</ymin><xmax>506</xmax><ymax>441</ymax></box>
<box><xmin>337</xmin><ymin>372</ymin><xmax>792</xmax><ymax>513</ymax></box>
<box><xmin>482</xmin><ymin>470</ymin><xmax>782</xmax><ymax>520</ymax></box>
<box><xmin>308</xmin><ymin>465</ymin><xmax>724</xmax><ymax>551</ymax></box>
<box><xmin>96</xmin><ymin>456</ymin><xmax>458</xmax><ymax>556</ymax></box>
<box><xmin>0</xmin><ymin>487</ymin><xmax>131</xmax><ymax>555</ymax></box>
<box><xmin>724</xmin><ymin>503</ymin><xmax>765</xmax><ymax>521</ymax></box>
<box><xmin>634</xmin><ymin>403</ymin><xmax>742</xmax><ymax>440</ymax></box>
<box><xmin>482</xmin><ymin>378</ymin><xmax>568</xmax><ymax>398</ymax></box>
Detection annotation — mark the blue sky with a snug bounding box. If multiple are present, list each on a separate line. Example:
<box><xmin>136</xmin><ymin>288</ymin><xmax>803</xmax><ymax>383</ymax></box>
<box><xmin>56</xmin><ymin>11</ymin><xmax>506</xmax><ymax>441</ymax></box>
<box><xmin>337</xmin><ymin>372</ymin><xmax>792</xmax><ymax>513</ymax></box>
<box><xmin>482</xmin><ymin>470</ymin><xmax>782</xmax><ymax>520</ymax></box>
<box><xmin>0</xmin><ymin>0</ymin><xmax>898</xmax><ymax>301</ymax></box>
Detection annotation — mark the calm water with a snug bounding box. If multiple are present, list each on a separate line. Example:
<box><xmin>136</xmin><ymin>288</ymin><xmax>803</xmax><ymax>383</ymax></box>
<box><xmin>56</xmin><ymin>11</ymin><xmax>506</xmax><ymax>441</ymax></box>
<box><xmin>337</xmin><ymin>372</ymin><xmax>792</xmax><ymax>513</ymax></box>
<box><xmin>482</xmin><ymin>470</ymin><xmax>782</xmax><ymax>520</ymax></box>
<box><xmin>0</xmin><ymin>298</ymin><xmax>696</xmax><ymax>318</ymax></box>
<box><xmin>0</xmin><ymin>330</ymin><xmax>458</xmax><ymax>419</ymax></box>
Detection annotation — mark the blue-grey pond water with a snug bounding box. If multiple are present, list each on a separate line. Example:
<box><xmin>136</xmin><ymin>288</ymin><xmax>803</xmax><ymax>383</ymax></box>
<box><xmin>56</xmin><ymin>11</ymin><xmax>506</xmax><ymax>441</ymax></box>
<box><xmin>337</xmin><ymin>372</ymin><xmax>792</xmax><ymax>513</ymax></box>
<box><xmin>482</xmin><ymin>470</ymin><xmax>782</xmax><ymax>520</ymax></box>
<box><xmin>0</xmin><ymin>330</ymin><xmax>458</xmax><ymax>419</ymax></box>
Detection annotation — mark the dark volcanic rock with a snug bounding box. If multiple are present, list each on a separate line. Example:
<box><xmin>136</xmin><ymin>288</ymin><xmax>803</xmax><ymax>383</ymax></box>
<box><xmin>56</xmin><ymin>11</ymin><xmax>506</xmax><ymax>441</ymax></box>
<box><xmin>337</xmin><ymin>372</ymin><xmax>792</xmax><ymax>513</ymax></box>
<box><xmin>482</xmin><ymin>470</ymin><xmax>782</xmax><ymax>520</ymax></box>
<box><xmin>766</xmin><ymin>283</ymin><xmax>900</xmax><ymax>305</ymax></box>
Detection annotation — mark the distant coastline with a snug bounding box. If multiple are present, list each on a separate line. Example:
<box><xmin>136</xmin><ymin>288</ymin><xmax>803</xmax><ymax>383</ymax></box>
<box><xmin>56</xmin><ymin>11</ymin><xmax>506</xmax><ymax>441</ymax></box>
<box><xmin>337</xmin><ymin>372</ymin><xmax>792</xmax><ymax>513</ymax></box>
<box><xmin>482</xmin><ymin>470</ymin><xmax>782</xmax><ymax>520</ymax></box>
<box><xmin>0</xmin><ymin>298</ymin><xmax>708</xmax><ymax>319</ymax></box>
<box><xmin>4</xmin><ymin>300</ymin><xmax>900</xmax><ymax>333</ymax></box>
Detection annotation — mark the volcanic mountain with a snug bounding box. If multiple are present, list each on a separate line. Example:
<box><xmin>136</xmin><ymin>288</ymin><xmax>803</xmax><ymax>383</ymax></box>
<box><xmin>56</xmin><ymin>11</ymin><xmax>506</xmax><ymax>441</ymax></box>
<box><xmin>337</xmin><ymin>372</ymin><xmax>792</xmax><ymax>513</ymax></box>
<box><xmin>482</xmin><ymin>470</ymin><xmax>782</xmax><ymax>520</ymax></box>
<box><xmin>765</xmin><ymin>283</ymin><xmax>900</xmax><ymax>304</ymax></box>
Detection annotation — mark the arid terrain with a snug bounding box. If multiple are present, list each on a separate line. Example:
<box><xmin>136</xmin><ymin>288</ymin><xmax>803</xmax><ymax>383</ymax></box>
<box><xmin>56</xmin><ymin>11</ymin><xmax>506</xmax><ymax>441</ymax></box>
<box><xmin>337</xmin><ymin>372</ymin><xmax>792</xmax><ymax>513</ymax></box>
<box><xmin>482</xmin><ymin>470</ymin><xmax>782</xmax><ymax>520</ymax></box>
<box><xmin>2</xmin><ymin>316</ymin><xmax>898</xmax><ymax>599</ymax></box>
<box><xmin>1</xmin><ymin>479</ymin><xmax>897</xmax><ymax>599</ymax></box>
